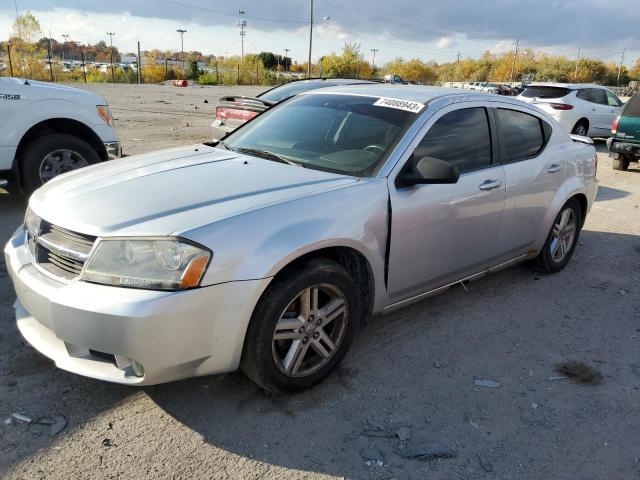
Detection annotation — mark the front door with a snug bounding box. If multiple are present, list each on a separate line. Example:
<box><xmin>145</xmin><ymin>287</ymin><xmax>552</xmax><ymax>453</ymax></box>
<box><xmin>387</xmin><ymin>105</ymin><xmax>506</xmax><ymax>303</ymax></box>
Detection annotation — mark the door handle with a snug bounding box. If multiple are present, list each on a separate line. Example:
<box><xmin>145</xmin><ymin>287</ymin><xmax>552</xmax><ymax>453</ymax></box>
<box><xmin>479</xmin><ymin>179</ymin><xmax>502</xmax><ymax>191</ymax></box>
<box><xmin>548</xmin><ymin>164</ymin><xmax>561</xmax><ymax>173</ymax></box>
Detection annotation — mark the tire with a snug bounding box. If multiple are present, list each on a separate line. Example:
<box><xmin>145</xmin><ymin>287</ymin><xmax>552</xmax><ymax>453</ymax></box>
<box><xmin>20</xmin><ymin>133</ymin><xmax>101</xmax><ymax>194</ymax></box>
<box><xmin>571</xmin><ymin>120</ymin><xmax>589</xmax><ymax>137</ymax></box>
<box><xmin>612</xmin><ymin>155</ymin><xmax>631</xmax><ymax>171</ymax></box>
<box><xmin>241</xmin><ymin>259</ymin><xmax>361</xmax><ymax>393</ymax></box>
<box><xmin>532</xmin><ymin>198</ymin><xmax>582</xmax><ymax>274</ymax></box>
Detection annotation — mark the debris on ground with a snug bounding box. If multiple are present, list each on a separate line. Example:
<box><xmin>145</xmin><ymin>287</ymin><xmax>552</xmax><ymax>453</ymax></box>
<box><xmin>359</xmin><ymin>446</ymin><xmax>384</xmax><ymax>465</ymax></box>
<box><xmin>203</xmin><ymin>99</ymin><xmax>209</xmax><ymax>103</ymax></box>
<box><xmin>554</xmin><ymin>361</ymin><xmax>603</xmax><ymax>385</ymax></box>
<box><xmin>474</xmin><ymin>378</ymin><xmax>502</xmax><ymax>388</ymax></box>
<box><xmin>591</xmin><ymin>282</ymin><xmax>609</xmax><ymax>290</ymax></box>
<box><xmin>102</xmin><ymin>438</ymin><xmax>113</xmax><ymax>447</ymax></box>
<box><xmin>9</xmin><ymin>413</ymin><xmax>67</xmax><ymax>436</ymax></box>
<box><xmin>394</xmin><ymin>436</ymin><xmax>457</xmax><ymax>461</ymax></box>
<box><xmin>477</xmin><ymin>453</ymin><xmax>494</xmax><ymax>472</ymax></box>
<box><xmin>396</xmin><ymin>426</ymin><xmax>411</xmax><ymax>442</ymax></box>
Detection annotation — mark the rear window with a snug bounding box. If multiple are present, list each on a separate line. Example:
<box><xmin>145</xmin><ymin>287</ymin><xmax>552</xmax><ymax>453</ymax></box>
<box><xmin>622</xmin><ymin>94</ymin><xmax>640</xmax><ymax>117</ymax></box>
<box><xmin>259</xmin><ymin>80</ymin><xmax>330</xmax><ymax>103</ymax></box>
<box><xmin>521</xmin><ymin>86</ymin><xmax>572</xmax><ymax>99</ymax></box>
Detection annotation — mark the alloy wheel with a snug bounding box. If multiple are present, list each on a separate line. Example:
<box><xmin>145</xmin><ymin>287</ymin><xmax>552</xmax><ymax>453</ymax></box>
<box><xmin>549</xmin><ymin>207</ymin><xmax>577</xmax><ymax>263</ymax></box>
<box><xmin>272</xmin><ymin>284</ymin><xmax>349</xmax><ymax>377</ymax></box>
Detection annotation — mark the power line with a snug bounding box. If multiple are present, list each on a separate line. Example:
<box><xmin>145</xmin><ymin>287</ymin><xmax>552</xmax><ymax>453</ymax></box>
<box><xmin>166</xmin><ymin>0</ymin><xmax>307</xmax><ymax>25</ymax></box>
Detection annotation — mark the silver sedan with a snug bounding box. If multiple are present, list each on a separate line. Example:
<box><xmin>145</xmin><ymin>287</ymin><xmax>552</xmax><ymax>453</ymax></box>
<box><xmin>5</xmin><ymin>85</ymin><xmax>598</xmax><ymax>392</ymax></box>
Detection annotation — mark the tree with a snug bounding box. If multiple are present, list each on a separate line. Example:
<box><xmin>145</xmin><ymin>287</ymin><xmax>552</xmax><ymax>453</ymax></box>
<box><xmin>629</xmin><ymin>59</ymin><xmax>640</xmax><ymax>81</ymax></box>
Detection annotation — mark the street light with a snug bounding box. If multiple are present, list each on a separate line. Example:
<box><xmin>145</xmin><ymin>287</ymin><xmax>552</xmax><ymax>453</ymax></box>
<box><xmin>106</xmin><ymin>32</ymin><xmax>115</xmax><ymax>83</ymax></box>
<box><xmin>176</xmin><ymin>29</ymin><xmax>187</xmax><ymax>73</ymax></box>
<box><xmin>62</xmin><ymin>34</ymin><xmax>69</xmax><ymax>61</ymax></box>
<box><xmin>371</xmin><ymin>48</ymin><xmax>378</xmax><ymax>73</ymax></box>
<box><xmin>283</xmin><ymin>48</ymin><xmax>290</xmax><ymax>72</ymax></box>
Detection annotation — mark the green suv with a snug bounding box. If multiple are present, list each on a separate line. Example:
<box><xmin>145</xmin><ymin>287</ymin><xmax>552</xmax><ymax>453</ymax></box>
<box><xmin>608</xmin><ymin>93</ymin><xmax>640</xmax><ymax>171</ymax></box>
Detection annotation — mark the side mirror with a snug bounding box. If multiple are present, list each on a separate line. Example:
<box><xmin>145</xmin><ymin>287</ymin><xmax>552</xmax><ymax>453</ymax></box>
<box><xmin>396</xmin><ymin>156</ymin><xmax>460</xmax><ymax>187</ymax></box>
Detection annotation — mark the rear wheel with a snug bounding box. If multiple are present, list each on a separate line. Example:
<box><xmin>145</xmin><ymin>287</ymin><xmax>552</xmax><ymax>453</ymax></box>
<box><xmin>571</xmin><ymin>120</ymin><xmax>589</xmax><ymax>137</ymax></box>
<box><xmin>532</xmin><ymin>198</ymin><xmax>582</xmax><ymax>274</ymax></box>
<box><xmin>241</xmin><ymin>259</ymin><xmax>360</xmax><ymax>393</ymax></box>
<box><xmin>20</xmin><ymin>134</ymin><xmax>101</xmax><ymax>194</ymax></box>
<box><xmin>612</xmin><ymin>155</ymin><xmax>631</xmax><ymax>171</ymax></box>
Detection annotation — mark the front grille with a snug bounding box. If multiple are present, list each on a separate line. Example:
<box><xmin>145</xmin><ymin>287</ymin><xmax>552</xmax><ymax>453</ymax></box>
<box><xmin>27</xmin><ymin>216</ymin><xmax>96</xmax><ymax>280</ymax></box>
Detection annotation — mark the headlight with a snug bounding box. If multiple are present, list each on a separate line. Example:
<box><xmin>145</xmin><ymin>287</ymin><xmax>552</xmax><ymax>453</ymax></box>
<box><xmin>80</xmin><ymin>238</ymin><xmax>211</xmax><ymax>291</ymax></box>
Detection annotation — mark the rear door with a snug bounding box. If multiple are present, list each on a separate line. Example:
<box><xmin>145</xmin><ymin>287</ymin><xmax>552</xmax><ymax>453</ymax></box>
<box><xmin>588</xmin><ymin>88</ymin><xmax>618</xmax><ymax>134</ymax></box>
<box><xmin>386</xmin><ymin>103</ymin><xmax>505</xmax><ymax>302</ymax></box>
<box><xmin>491</xmin><ymin>104</ymin><xmax>564</xmax><ymax>262</ymax></box>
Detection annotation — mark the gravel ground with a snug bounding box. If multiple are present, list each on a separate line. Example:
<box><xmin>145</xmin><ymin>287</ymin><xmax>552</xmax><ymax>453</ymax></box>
<box><xmin>1</xmin><ymin>84</ymin><xmax>639</xmax><ymax>480</ymax></box>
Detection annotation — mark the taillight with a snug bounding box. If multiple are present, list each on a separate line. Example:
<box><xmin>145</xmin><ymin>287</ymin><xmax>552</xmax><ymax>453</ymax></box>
<box><xmin>611</xmin><ymin>115</ymin><xmax>620</xmax><ymax>135</ymax></box>
<box><xmin>548</xmin><ymin>103</ymin><xmax>574</xmax><ymax>111</ymax></box>
<box><xmin>215</xmin><ymin>107</ymin><xmax>259</xmax><ymax>121</ymax></box>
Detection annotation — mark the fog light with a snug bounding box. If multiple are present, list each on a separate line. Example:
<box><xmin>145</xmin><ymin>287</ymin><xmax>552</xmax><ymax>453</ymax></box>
<box><xmin>131</xmin><ymin>361</ymin><xmax>145</xmax><ymax>377</ymax></box>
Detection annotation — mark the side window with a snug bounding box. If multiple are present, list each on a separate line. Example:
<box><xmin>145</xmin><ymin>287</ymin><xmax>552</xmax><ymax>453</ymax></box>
<box><xmin>495</xmin><ymin>109</ymin><xmax>545</xmax><ymax>162</ymax></box>
<box><xmin>413</xmin><ymin>107</ymin><xmax>492</xmax><ymax>174</ymax></box>
<box><xmin>590</xmin><ymin>88</ymin><xmax>607</xmax><ymax>105</ymax></box>
<box><xmin>605</xmin><ymin>91</ymin><xmax>621</xmax><ymax>107</ymax></box>
<box><xmin>576</xmin><ymin>89</ymin><xmax>591</xmax><ymax>102</ymax></box>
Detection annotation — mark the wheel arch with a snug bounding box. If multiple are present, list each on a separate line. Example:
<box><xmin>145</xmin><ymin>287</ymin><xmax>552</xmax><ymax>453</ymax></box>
<box><xmin>264</xmin><ymin>244</ymin><xmax>376</xmax><ymax>319</ymax></box>
<box><xmin>573</xmin><ymin>117</ymin><xmax>590</xmax><ymax>135</ymax></box>
<box><xmin>14</xmin><ymin>118</ymin><xmax>107</xmax><ymax>182</ymax></box>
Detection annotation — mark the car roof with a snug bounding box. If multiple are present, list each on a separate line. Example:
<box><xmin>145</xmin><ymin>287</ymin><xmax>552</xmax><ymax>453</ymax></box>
<box><xmin>526</xmin><ymin>82</ymin><xmax>611</xmax><ymax>90</ymax></box>
<box><xmin>303</xmin><ymin>84</ymin><xmax>469</xmax><ymax>103</ymax></box>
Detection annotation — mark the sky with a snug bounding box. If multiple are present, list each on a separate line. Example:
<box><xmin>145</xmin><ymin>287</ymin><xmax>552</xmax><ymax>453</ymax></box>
<box><xmin>1</xmin><ymin>0</ymin><xmax>638</xmax><ymax>68</ymax></box>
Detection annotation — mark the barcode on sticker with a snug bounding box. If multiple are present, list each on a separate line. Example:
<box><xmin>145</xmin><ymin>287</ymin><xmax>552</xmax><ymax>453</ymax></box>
<box><xmin>373</xmin><ymin>97</ymin><xmax>425</xmax><ymax>113</ymax></box>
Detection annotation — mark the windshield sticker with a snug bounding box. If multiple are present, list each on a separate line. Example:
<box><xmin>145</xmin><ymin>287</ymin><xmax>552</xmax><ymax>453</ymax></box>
<box><xmin>373</xmin><ymin>97</ymin><xmax>425</xmax><ymax>113</ymax></box>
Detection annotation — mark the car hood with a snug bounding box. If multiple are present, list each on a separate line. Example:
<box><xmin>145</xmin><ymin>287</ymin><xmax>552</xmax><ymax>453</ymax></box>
<box><xmin>30</xmin><ymin>144</ymin><xmax>358</xmax><ymax>237</ymax></box>
<box><xmin>2</xmin><ymin>77</ymin><xmax>106</xmax><ymax>104</ymax></box>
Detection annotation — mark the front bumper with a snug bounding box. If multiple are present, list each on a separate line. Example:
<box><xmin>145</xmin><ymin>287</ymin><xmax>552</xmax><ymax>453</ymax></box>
<box><xmin>4</xmin><ymin>228</ymin><xmax>270</xmax><ymax>386</ymax></box>
<box><xmin>104</xmin><ymin>142</ymin><xmax>122</xmax><ymax>160</ymax></box>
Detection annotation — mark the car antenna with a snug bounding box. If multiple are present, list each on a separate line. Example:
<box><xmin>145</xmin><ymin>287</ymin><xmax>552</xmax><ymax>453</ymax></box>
<box><xmin>24</xmin><ymin>79</ymin><xmax>30</xmax><ymax>85</ymax></box>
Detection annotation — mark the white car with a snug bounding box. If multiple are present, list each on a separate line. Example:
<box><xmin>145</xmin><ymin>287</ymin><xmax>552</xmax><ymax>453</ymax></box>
<box><xmin>468</xmin><ymin>82</ymin><xmax>484</xmax><ymax>91</ymax></box>
<box><xmin>0</xmin><ymin>77</ymin><xmax>121</xmax><ymax>193</ymax></box>
<box><xmin>517</xmin><ymin>83</ymin><xmax>623</xmax><ymax>137</ymax></box>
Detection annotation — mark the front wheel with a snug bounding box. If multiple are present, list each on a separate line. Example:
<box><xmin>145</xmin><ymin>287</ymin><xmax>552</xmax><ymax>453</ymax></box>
<box><xmin>532</xmin><ymin>198</ymin><xmax>582</xmax><ymax>274</ymax></box>
<box><xmin>241</xmin><ymin>259</ymin><xmax>360</xmax><ymax>393</ymax></box>
<box><xmin>20</xmin><ymin>133</ymin><xmax>101</xmax><ymax>194</ymax></box>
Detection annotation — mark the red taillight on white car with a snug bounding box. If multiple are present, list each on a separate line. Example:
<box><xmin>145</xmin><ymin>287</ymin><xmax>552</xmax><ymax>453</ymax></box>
<box><xmin>548</xmin><ymin>103</ymin><xmax>574</xmax><ymax>111</ymax></box>
<box><xmin>215</xmin><ymin>107</ymin><xmax>259</xmax><ymax>122</ymax></box>
<box><xmin>611</xmin><ymin>115</ymin><xmax>620</xmax><ymax>135</ymax></box>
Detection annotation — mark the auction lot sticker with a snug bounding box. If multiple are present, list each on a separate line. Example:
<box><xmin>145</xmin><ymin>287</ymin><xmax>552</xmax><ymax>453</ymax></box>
<box><xmin>373</xmin><ymin>97</ymin><xmax>425</xmax><ymax>113</ymax></box>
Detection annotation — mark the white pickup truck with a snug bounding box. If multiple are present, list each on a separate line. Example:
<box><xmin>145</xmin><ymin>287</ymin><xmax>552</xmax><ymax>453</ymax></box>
<box><xmin>0</xmin><ymin>77</ymin><xmax>121</xmax><ymax>194</ymax></box>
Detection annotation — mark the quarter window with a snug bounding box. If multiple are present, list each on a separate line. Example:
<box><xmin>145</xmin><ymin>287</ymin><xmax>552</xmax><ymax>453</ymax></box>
<box><xmin>605</xmin><ymin>91</ymin><xmax>621</xmax><ymax>107</ymax></box>
<box><xmin>413</xmin><ymin>107</ymin><xmax>492</xmax><ymax>173</ymax></box>
<box><xmin>495</xmin><ymin>109</ymin><xmax>545</xmax><ymax>162</ymax></box>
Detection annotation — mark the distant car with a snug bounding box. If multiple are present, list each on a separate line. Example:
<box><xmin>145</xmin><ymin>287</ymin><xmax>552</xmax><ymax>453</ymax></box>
<box><xmin>6</xmin><ymin>85</ymin><xmax>597</xmax><ymax>392</ymax></box>
<box><xmin>383</xmin><ymin>74</ymin><xmax>407</xmax><ymax>84</ymax></box>
<box><xmin>0</xmin><ymin>77</ymin><xmax>121</xmax><ymax>194</ymax></box>
<box><xmin>468</xmin><ymin>82</ymin><xmax>484</xmax><ymax>91</ymax></box>
<box><xmin>607</xmin><ymin>93</ymin><xmax>640</xmax><ymax>171</ymax></box>
<box><xmin>480</xmin><ymin>83</ymin><xmax>512</xmax><ymax>95</ymax></box>
<box><xmin>211</xmin><ymin>78</ymin><xmax>373</xmax><ymax>140</ymax></box>
<box><xmin>517</xmin><ymin>83</ymin><xmax>623</xmax><ymax>137</ymax></box>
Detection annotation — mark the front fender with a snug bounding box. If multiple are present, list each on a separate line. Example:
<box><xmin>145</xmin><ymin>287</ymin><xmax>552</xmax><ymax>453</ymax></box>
<box><xmin>532</xmin><ymin>176</ymin><xmax>589</xmax><ymax>252</ymax></box>
<box><xmin>185</xmin><ymin>178</ymin><xmax>391</xmax><ymax>311</ymax></box>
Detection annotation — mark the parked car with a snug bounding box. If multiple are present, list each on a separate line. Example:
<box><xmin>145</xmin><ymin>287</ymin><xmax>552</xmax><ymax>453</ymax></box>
<box><xmin>211</xmin><ymin>78</ymin><xmax>373</xmax><ymax>140</ymax></box>
<box><xmin>607</xmin><ymin>92</ymin><xmax>640</xmax><ymax>171</ymax></box>
<box><xmin>6</xmin><ymin>85</ymin><xmax>598</xmax><ymax>392</ymax></box>
<box><xmin>480</xmin><ymin>83</ymin><xmax>512</xmax><ymax>95</ymax></box>
<box><xmin>0</xmin><ymin>77</ymin><xmax>121</xmax><ymax>194</ymax></box>
<box><xmin>517</xmin><ymin>83</ymin><xmax>623</xmax><ymax>137</ymax></box>
<box><xmin>468</xmin><ymin>81</ymin><xmax>484</xmax><ymax>91</ymax></box>
<box><xmin>383</xmin><ymin>74</ymin><xmax>408</xmax><ymax>84</ymax></box>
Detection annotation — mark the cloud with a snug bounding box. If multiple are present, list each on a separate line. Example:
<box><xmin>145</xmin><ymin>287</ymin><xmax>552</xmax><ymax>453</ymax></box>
<box><xmin>436</xmin><ymin>37</ymin><xmax>452</xmax><ymax>49</ymax></box>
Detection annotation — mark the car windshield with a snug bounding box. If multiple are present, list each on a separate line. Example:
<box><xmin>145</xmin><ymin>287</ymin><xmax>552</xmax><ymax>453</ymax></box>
<box><xmin>259</xmin><ymin>80</ymin><xmax>331</xmax><ymax>103</ymax></box>
<box><xmin>622</xmin><ymin>93</ymin><xmax>640</xmax><ymax>117</ymax></box>
<box><xmin>222</xmin><ymin>93</ymin><xmax>419</xmax><ymax>176</ymax></box>
<box><xmin>521</xmin><ymin>86</ymin><xmax>572</xmax><ymax>99</ymax></box>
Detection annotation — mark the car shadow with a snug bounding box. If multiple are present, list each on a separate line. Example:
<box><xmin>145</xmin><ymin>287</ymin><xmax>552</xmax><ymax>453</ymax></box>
<box><xmin>595</xmin><ymin>185</ymin><xmax>630</xmax><ymax>201</ymax></box>
<box><xmin>2</xmin><ymin>227</ymin><xmax>639</xmax><ymax>478</ymax></box>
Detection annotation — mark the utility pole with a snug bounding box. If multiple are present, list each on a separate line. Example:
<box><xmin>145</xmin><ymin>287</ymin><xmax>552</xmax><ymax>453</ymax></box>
<box><xmin>370</xmin><ymin>48</ymin><xmax>378</xmax><ymax>72</ymax></box>
<box><xmin>106</xmin><ymin>32</ymin><xmax>116</xmax><ymax>83</ymax></box>
<box><xmin>574</xmin><ymin>47</ymin><xmax>581</xmax><ymax>80</ymax></box>
<box><xmin>284</xmin><ymin>48</ymin><xmax>290</xmax><ymax>71</ymax></box>
<box><xmin>137</xmin><ymin>41</ymin><xmax>142</xmax><ymax>84</ymax></box>
<box><xmin>62</xmin><ymin>34</ymin><xmax>69</xmax><ymax>61</ymax></box>
<box><xmin>47</xmin><ymin>32</ymin><xmax>54</xmax><ymax>82</ymax></box>
<box><xmin>617</xmin><ymin>48</ymin><xmax>626</xmax><ymax>86</ymax></box>
<box><xmin>307</xmin><ymin>0</ymin><xmax>313</xmax><ymax>78</ymax></box>
<box><xmin>176</xmin><ymin>29</ymin><xmax>186</xmax><ymax>73</ymax></box>
<box><xmin>81</xmin><ymin>50</ymin><xmax>87</xmax><ymax>83</ymax></box>
<box><xmin>238</xmin><ymin>10</ymin><xmax>247</xmax><ymax>61</ymax></box>
<box><xmin>509</xmin><ymin>37</ymin><xmax>519</xmax><ymax>84</ymax></box>
<box><xmin>7</xmin><ymin>43</ymin><xmax>13</xmax><ymax>76</ymax></box>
